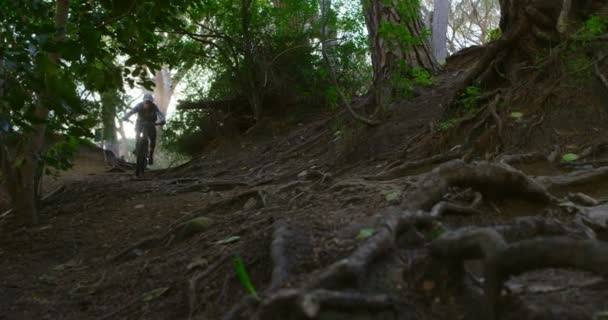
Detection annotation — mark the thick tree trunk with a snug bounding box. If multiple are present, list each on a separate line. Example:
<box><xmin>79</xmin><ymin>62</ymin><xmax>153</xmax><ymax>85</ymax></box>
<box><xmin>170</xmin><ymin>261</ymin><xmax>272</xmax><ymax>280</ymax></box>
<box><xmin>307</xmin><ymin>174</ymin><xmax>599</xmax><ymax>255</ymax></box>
<box><xmin>153</xmin><ymin>65</ymin><xmax>174</xmax><ymax>116</ymax></box>
<box><xmin>321</xmin><ymin>0</ymin><xmax>338</xmax><ymax>69</ymax></box>
<box><xmin>431</xmin><ymin>0</ymin><xmax>450</xmax><ymax>62</ymax></box>
<box><xmin>242</xmin><ymin>0</ymin><xmax>263</xmax><ymax>121</ymax></box>
<box><xmin>3</xmin><ymin>0</ymin><xmax>70</xmax><ymax>225</ymax></box>
<box><xmin>363</xmin><ymin>0</ymin><xmax>439</xmax><ymax>106</ymax></box>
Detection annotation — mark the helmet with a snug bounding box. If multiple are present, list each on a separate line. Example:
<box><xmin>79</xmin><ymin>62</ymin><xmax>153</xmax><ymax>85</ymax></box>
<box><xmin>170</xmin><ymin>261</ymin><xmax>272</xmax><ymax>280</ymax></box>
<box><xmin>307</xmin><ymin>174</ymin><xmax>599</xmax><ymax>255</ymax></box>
<box><xmin>143</xmin><ymin>93</ymin><xmax>154</xmax><ymax>103</ymax></box>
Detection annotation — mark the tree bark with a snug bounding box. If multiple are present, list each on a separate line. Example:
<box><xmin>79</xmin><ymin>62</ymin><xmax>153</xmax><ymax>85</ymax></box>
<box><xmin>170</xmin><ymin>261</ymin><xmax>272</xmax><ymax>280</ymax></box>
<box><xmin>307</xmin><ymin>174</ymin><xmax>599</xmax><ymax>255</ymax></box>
<box><xmin>363</xmin><ymin>0</ymin><xmax>439</xmax><ymax>106</ymax></box>
<box><xmin>431</xmin><ymin>0</ymin><xmax>450</xmax><ymax>62</ymax></box>
<box><xmin>321</xmin><ymin>0</ymin><xmax>338</xmax><ymax>69</ymax></box>
<box><xmin>153</xmin><ymin>65</ymin><xmax>174</xmax><ymax>116</ymax></box>
<box><xmin>3</xmin><ymin>0</ymin><xmax>70</xmax><ymax>225</ymax></box>
<box><xmin>241</xmin><ymin>0</ymin><xmax>263</xmax><ymax>121</ymax></box>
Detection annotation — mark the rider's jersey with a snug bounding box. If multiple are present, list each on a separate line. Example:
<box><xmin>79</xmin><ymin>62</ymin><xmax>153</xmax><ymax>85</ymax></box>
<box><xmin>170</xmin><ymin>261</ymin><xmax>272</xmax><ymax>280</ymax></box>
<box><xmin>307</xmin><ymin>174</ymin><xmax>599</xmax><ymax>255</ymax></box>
<box><xmin>124</xmin><ymin>102</ymin><xmax>165</xmax><ymax>126</ymax></box>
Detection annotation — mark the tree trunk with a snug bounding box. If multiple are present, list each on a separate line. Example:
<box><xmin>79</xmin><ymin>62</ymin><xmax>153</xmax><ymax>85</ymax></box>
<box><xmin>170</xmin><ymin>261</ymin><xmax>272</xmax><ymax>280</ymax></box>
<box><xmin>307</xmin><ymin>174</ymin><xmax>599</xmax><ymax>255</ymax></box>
<box><xmin>431</xmin><ymin>0</ymin><xmax>450</xmax><ymax>62</ymax></box>
<box><xmin>321</xmin><ymin>0</ymin><xmax>338</xmax><ymax>69</ymax></box>
<box><xmin>2</xmin><ymin>0</ymin><xmax>70</xmax><ymax>225</ymax></box>
<box><xmin>101</xmin><ymin>91</ymin><xmax>119</xmax><ymax>157</ymax></box>
<box><xmin>241</xmin><ymin>0</ymin><xmax>263</xmax><ymax>121</ymax></box>
<box><xmin>363</xmin><ymin>0</ymin><xmax>439</xmax><ymax>106</ymax></box>
<box><xmin>116</xmin><ymin>118</ymin><xmax>129</xmax><ymax>159</ymax></box>
<box><xmin>153</xmin><ymin>65</ymin><xmax>174</xmax><ymax>116</ymax></box>
<box><xmin>456</xmin><ymin>0</ymin><xmax>606</xmax><ymax>93</ymax></box>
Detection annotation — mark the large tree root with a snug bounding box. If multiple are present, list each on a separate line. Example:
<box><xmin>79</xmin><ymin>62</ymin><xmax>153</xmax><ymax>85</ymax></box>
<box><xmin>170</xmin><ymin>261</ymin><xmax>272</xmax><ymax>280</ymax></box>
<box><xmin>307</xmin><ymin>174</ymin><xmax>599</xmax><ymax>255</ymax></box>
<box><xmin>223</xmin><ymin>220</ymin><xmax>314</xmax><ymax>320</ymax></box>
<box><xmin>535</xmin><ymin>166</ymin><xmax>608</xmax><ymax>190</ymax></box>
<box><xmin>404</xmin><ymin>160</ymin><xmax>557</xmax><ymax>210</ymax></box>
<box><xmin>188</xmin><ymin>254</ymin><xmax>233</xmax><ymax>320</ymax></box>
<box><xmin>256</xmin><ymin>289</ymin><xmax>395</xmax><ymax>319</ymax></box>
<box><xmin>306</xmin><ymin>209</ymin><xmax>433</xmax><ymax>290</ymax></box>
<box><xmin>430</xmin><ymin>227</ymin><xmax>608</xmax><ymax>320</ymax></box>
<box><xmin>430</xmin><ymin>190</ymin><xmax>483</xmax><ymax>217</ymax></box>
<box><xmin>268</xmin><ymin>221</ymin><xmax>293</xmax><ymax>291</ymax></box>
<box><xmin>492</xmin><ymin>216</ymin><xmax>590</xmax><ymax>242</ymax></box>
<box><xmin>496</xmin><ymin>152</ymin><xmax>545</xmax><ymax>165</ymax></box>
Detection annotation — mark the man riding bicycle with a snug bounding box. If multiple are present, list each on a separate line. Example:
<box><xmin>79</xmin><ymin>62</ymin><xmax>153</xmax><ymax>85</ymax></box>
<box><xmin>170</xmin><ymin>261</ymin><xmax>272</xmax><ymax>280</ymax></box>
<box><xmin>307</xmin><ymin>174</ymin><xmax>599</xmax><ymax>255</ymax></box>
<box><xmin>122</xmin><ymin>94</ymin><xmax>165</xmax><ymax>165</ymax></box>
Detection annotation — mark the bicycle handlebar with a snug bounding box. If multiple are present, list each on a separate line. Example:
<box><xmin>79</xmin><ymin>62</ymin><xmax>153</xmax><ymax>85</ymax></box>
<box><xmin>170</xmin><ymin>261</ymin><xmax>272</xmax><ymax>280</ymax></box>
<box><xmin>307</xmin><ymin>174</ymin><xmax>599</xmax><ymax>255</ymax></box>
<box><xmin>122</xmin><ymin>119</ymin><xmax>165</xmax><ymax>126</ymax></box>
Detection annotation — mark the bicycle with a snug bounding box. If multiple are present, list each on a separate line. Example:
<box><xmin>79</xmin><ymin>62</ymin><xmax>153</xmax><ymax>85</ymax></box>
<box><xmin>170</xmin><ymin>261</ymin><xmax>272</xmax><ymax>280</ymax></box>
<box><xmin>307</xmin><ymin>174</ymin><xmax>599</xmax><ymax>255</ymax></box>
<box><xmin>125</xmin><ymin>120</ymin><xmax>163</xmax><ymax>177</ymax></box>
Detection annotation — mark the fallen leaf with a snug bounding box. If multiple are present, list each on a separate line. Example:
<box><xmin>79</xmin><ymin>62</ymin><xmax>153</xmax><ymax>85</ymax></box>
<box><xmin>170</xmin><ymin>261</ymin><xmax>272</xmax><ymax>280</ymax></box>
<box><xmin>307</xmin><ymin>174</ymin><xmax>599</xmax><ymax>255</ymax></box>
<box><xmin>558</xmin><ymin>201</ymin><xmax>578</xmax><ymax>208</ymax></box>
<box><xmin>562</xmin><ymin>153</ymin><xmax>579</xmax><ymax>162</ymax></box>
<box><xmin>215</xmin><ymin>236</ymin><xmax>241</xmax><ymax>245</ymax></box>
<box><xmin>37</xmin><ymin>225</ymin><xmax>53</xmax><ymax>231</ymax></box>
<box><xmin>356</xmin><ymin>228</ymin><xmax>375</xmax><ymax>239</ymax></box>
<box><xmin>510</xmin><ymin>112</ymin><xmax>524</xmax><ymax>118</ymax></box>
<box><xmin>141</xmin><ymin>287</ymin><xmax>170</xmax><ymax>302</ymax></box>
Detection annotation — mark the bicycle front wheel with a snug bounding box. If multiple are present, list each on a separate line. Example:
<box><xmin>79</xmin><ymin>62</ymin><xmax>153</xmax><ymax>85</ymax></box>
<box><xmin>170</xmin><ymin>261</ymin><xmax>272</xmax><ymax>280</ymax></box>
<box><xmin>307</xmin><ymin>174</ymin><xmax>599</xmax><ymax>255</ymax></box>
<box><xmin>135</xmin><ymin>138</ymin><xmax>149</xmax><ymax>177</ymax></box>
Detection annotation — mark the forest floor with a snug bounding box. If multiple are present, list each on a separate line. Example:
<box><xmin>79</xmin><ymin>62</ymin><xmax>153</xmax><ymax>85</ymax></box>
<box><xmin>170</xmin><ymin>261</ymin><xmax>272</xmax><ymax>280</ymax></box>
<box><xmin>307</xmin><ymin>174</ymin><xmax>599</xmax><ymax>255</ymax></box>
<box><xmin>3</xmin><ymin>66</ymin><xmax>608</xmax><ymax>320</ymax></box>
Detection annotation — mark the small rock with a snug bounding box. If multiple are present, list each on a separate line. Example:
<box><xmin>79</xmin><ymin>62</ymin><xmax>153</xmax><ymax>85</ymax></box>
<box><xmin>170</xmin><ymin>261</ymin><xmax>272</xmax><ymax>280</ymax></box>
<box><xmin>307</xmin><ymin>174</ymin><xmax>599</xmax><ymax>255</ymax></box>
<box><xmin>384</xmin><ymin>190</ymin><xmax>402</xmax><ymax>205</ymax></box>
<box><xmin>134</xmin><ymin>204</ymin><xmax>145</xmax><ymax>209</ymax></box>
<box><xmin>132</xmin><ymin>248</ymin><xmax>145</xmax><ymax>257</ymax></box>
<box><xmin>243</xmin><ymin>197</ymin><xmax>259</xmax><ymax>211</ymax></box>
<box><xmin>187</xmin><ymin>257</ymin><xmax>209</xmax><ymax>270</ymax></box>
<box><xmin>174</xmin><ymin>217</ymin><xmax>213</xmax><ymax>241</ymax></box>
<box><xmin>298</xmin><ymin>170</ymin><xmax>308</xmax><ymax>179</ymax></box>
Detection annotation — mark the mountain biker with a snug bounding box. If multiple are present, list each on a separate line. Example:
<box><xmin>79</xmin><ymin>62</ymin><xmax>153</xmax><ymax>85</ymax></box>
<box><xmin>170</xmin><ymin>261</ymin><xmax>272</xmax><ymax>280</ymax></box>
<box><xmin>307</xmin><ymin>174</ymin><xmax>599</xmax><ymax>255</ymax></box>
<box><xmin>121</xmin><ymin>94</ymin><xmax>165</xmax><ymax>165</ymax></box>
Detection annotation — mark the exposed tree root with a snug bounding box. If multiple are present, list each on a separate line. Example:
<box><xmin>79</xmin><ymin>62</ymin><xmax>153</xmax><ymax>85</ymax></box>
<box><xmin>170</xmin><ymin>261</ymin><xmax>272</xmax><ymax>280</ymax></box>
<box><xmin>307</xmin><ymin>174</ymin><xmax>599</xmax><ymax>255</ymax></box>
<box><xmin>430</xmin><ymin>191</ymin><xmax>483</xmax><ymax>217</ymax></box>
<box><xmin>487</xmin><ymin>95</ymin><xmax>503</xmax><ymax>149</ymax></box>
<box><xmin>567</xmin><ymin>192</ymin><xmax>600</xmax><ymax>207</ymax></box>
<box><xmin>431</xmin><ymin>227</ymin><xmax>608</xmax><ymax>320</ymax></box>
<box><xmin>454</xmin><ymin>21</ymin><xmax>526</xmax><ymax>95</ymax></box>
<box><xmin>496</xmin><ymin>152</ymin><xmax>545</xmax><ymax>165</ymax></box>
<box><xmin>307</xmin><ymin>209</ymin><xmax>428</xmax><ymax>289</ymax></box>
<box><xmin>256</xmin><ymin>289</ymin><xmax>395</xmax><ymax>319</ymax></box>
<box><xmin>222</xmin><ymin>159</ymin><xmax>608</xmax><ymax>319</ymax></box>
<box><xmin>268</xmin><ymin>221</ymin><xmax>293</xmax><ymax>291</ymax></box>
<box><xmin>364</xmin><ymin>152</ymin><xmax>463</xmax><ymax>181</ymax></box>
<box><xmin>535</xmin><ymin>166</ymin><xmax>608</xmax><ymax>190</ymax></box>
<box><xmin>595</xmin><ymin>61</ymin><xmax>608</xmax><ymax>91</ymax></box>
<box><xmin>175</xmin><ymin>179</ymin><xmax>251</xmax><ymax>193</ymax></box>
<box><xmin>188</xmin><ymin>254</ymin><xmax>233</xmax><ymax>320</ymax></box>
<box><xmin>492</xmin><ymin>216</ymin><xmax>581</xmax><ymax>242</ymax></box>
<box><xmin>172</xmin><ymin>189</ymin><xmax>264</xmax><ymax>227</ymax></box>
<box><xmin>404</xmin><ymin>160</ymin><xmax>556</xmax><ymax>210</ymax></box>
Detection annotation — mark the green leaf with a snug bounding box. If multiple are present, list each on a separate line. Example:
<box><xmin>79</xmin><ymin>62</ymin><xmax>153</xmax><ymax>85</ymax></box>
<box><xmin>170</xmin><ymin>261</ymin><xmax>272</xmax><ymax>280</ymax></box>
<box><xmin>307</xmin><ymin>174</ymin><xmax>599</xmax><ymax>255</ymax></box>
<box><xmin>215</xmin><ymin>236</ymin><xmax>240</xmax><ymax>245</ymax></box>
<box><xmin>232</xmin><ymin>255</ymin><xmax>259</xmax><ymax>300</ymax></box>
<box><xmin>562</xmin><ymin>153</ymin><xmax>579</xmax><ymax>162</ymax></box>
<box><xmin>141</xmin><ymin>287</ymin><xmax>170</xmax><ymax>302</ymax></box>
<box><xmin>356</xmin><ymin>228</ymin><xmax>375</xmax><ymax>239</ymax></box>
<box><xmin>510</xmin><ymin>112</ymin><xmax>524</xmax><ymax>118</ymax></box>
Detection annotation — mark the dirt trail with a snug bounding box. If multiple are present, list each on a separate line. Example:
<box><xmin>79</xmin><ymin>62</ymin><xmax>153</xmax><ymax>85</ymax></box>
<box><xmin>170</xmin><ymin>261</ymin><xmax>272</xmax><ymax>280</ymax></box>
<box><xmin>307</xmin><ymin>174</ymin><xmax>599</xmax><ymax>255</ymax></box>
<box><xmin>3</xmin><ymin>75</ymin><xmax>608</xmax><ymax>320</ymax></box>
